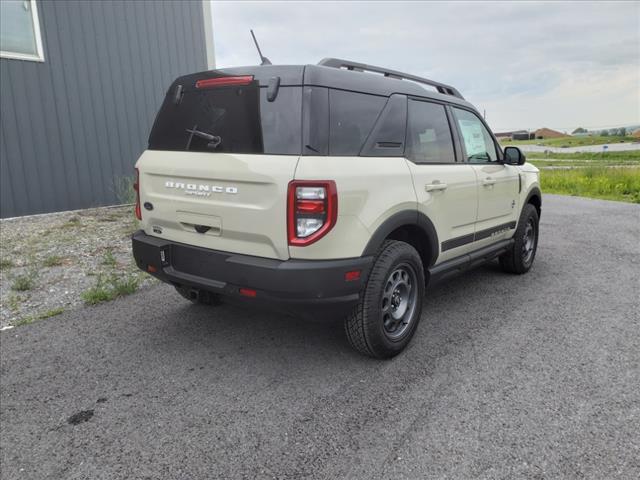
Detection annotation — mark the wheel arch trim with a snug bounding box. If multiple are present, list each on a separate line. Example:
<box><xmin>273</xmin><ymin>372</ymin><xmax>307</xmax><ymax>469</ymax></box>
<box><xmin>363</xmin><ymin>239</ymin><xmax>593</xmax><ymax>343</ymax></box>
<box><xmin>361</xmin><ymin>210</ymin><xmax>439</xmax><ymax>267</ymax></box>
<box><xmin>524</xmin><ymin>187</ymin><xmax>542</xmax><ymax>217</ymax></box>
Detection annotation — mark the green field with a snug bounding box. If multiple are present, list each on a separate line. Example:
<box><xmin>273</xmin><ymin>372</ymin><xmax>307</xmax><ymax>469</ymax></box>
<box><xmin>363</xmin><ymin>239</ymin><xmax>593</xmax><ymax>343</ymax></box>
<box><xmin>526</xmin><ymin>150</ymin><xmax>640</xmax><ymax>161</ymax></box>
<box><xmin>528</xmin><ymin>150</ymin><xmax>640</xmax><ymax>170</ymax></box>
<box><xmin>540</xmin><ymin>167</ymin><xmax>640</xmax><ymax>203</ymax></box>
<box><xmin>501</xmin><ymin>135</ymin><xmax>636</xmax><ymax>147</ymax></box>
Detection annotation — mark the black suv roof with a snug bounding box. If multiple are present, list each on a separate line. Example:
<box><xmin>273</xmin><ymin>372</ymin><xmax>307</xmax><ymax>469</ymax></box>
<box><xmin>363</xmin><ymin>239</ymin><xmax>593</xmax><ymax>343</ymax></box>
<box><xmin>218</xmin><ymin>58</ymin><xmax>474</xmax><ymax>110</ymax></box>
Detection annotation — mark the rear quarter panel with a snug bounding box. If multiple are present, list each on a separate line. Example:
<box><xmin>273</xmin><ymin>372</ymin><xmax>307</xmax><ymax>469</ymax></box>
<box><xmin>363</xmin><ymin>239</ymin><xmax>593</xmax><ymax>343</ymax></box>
<box><xmin>290</xmin><ymin>156</ymin><xmax>417</xmax><ymax>260</ymax></box>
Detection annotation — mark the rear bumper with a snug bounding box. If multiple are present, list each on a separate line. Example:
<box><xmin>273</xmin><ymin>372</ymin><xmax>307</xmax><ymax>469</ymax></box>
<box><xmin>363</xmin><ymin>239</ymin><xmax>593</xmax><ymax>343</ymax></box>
<box><xmin>132</xmin><ymin>230</ymin><xmax>372</xmax><ymax>320</ymax></box>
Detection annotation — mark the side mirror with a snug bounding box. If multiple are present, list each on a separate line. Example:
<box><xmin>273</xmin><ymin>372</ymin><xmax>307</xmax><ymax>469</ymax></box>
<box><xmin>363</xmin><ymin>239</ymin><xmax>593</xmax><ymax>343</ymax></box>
<box><xmin>504</xmin><ymin>146</ymin><xmax>526</xmax><ymax>165</ymax></box>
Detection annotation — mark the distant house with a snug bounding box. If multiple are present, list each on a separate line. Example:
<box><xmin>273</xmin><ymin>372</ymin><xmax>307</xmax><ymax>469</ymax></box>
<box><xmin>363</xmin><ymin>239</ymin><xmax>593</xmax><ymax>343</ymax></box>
<box><xmin>494</xmin><ymin>131</ymin><xmax>516</xmax><ymax>141</ymax></box>
<box><xmin>512</xmin><ymin>131</ymin><xmax>535</xmax><ymax>141</ymax></box>
<box><xmin>494</xmin><ymin>130</ymin><xmax>532</xmax><ymax>141</ymax></box>
<box><xmin>534</xmin><ymin>128</ymin><xmax>567</xmax><ymax>139</ymax></box>
<box><xmin>632</xmin><ymin>129</ymin><xmax>640</xmax><ymax>139</ymax></box>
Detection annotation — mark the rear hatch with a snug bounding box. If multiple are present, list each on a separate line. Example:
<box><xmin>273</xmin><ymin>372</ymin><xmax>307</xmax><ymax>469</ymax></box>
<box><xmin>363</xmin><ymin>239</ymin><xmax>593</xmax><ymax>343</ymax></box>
<box><xmin>136</xmin><ymin>67</ymin><xmax>303</xmax><ymax>260</ymax></box>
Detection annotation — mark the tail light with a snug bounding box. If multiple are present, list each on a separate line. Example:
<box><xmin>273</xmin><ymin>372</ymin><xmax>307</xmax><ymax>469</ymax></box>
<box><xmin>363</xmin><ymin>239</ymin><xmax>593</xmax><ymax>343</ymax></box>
<box><xmin>287</xmin><ymin>180</ymin><xmax>337</xmax><ymax>246</ymax></box>
<box><xmin>195</xmin><ymin>75</ymin><xmax>254</xmax><ymax>89</ymax></box>
<box><xmin>134</xmin><ymin>168</ymin><xmax>141</xmax><ymax>220</ymax></box>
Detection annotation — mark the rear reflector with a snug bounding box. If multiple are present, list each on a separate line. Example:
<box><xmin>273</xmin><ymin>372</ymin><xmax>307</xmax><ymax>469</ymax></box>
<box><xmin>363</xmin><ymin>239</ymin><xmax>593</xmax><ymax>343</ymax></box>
<box><xmin>134</xmin><ymin>168</ymin><xmax>141</xmax><ymax>220</ymax></box>
<box><xmin>344</xmin><ymin>270</ymin><xmax>361</xmax><ymax>282</ymax></box>
<box><xmin>147</xmin><ymin>265</ymin><xmax>157</xmax><ymax>273</ymax></box>
<box><xmin>195</xmin><ymin>75</ymin><xmax>254</xmax><ymax>89</ymax></box>
<box><xmin>239</xmin><ymin>288</ymin><xmax>257</xmax><ymax>298</ymax></box>
<box><xmin>296</xmin><ymin>200</ymin><xmax>325</xmax><ymax>214</ymax></box>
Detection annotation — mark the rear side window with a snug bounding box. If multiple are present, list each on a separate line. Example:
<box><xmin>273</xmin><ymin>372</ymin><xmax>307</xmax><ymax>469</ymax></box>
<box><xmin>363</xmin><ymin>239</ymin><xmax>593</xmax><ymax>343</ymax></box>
<box><xmin>328</xmin><ymin>90</ymin><xmax>386</xmax><ymax>155</ymax></box>
<box><xmin>406</xmin><ymin>100</ymin><xmax>456</xmax><ymax>163</ymax></box>
<box><xmin>148</xmin><ymin>79</ymin><xmax>302</xmax><ymax>155</ymax></box>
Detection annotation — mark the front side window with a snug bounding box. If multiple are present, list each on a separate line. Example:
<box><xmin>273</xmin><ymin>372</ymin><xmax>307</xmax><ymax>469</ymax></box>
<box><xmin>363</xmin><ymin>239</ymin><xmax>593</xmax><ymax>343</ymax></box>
<box><xmin>0</xmin><ymin>0</ymin><xmax>45</xmax><ymax>62</ymax></box>
<box><xmin>406</xmin><ymin>100</ymin><xmax>456</xmax><ymax>163</ymax></box>
<box><xmin>452</xmin><ymin>108</ymin><xmax>498</xmax><ymax>163</ymax></box>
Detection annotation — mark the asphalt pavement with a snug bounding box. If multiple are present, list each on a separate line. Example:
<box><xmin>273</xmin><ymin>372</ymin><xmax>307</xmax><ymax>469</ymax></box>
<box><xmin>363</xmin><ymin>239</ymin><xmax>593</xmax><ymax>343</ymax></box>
<box><xmin>1</xmin><ymin>195</ymin><xmax>639</xmax><ymax>480</ymax></box>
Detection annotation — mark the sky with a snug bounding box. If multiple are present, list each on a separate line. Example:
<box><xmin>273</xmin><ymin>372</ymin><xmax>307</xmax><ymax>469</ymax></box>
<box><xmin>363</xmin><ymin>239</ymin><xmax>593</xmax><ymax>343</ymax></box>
<box><xmin>210</xmin><ymin>1</ymin><xmax>639</xmax><ymax>133</ymax></box>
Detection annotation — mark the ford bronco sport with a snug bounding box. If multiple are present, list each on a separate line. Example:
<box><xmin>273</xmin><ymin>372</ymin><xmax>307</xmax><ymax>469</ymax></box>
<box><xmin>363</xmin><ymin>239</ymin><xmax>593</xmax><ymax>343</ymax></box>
<box><xmin>132</xmin><ymin>58</ymin><xmax>541</xmax><ymax>359</ymax></box>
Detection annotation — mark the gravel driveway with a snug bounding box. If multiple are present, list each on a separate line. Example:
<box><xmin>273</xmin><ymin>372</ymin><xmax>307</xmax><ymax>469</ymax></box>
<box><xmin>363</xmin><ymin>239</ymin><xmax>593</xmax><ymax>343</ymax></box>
<box><xmin>1</xmin><ymin>195</ymin><xmax>638</xmax><ymax>480</ymax></box>
<box><xmin>0</xmin><ymin>206</ymin><xmax>154</xmax><ymax>328</ymax></box>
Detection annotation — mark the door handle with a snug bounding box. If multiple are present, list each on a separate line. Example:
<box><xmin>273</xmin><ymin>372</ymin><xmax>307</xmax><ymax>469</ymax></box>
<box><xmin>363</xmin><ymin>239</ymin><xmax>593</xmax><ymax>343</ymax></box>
<box><xmin>425</xmin><ymin>182</ymin><xmax>448</xmax><ymax>192</ymax></box>
<box><xmin>482</xmin><ymin>177</ymin><xmax>496</xmax><ymax>187</ymax></box>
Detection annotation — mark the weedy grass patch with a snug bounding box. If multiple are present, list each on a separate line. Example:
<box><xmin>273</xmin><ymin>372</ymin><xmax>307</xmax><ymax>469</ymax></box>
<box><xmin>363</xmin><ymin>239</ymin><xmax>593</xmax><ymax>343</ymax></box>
<box><xmin>43</xmin><ymin>255</ymin><xmax>64</xmax><ymax>267</ymax></box>
<box><xmin>12</xmin><ymin>307</ymin><xmax>65</xmax><ymax>327</ymax></box>
<box><xmin>111</xmin><ymin>276</ymin><xmax>139</xmax><ymax>296</ymax></box>
<box><xmin>0</xmin><ymin>258</ymin><xmax>14</xmax><ymax>270</ymax></box>
<box><xmin>540</xmin><ymin>167</ymin><xmax>640</xmax><ymax>203</ymax></box>
<box><xmin>10</xmin><ymin>272</ymin><xmax>37</xmax><ymax>292</ymax></box>
<box><xmin>81</xmin><ymin>273</ymin><xmax>140</xmax><ymax>305</ymax></box>
<box><xmin>60</xmin><ymin>216</ymin><xmax>82</xmax><ymax>229</ymax></box>
<box><xmin>5</xmin><ymin>293</ymin><xmax>25</xmax><ymax>312</ymax></box>
<box><xmin>101</xmin><ymin>250</ymin><xmax>117</xmax><ymax>267</ymax></box>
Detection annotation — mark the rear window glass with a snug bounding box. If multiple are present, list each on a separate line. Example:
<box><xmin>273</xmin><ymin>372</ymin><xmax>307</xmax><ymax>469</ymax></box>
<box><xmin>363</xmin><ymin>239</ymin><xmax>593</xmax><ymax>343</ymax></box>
<box><xmin>148</xmin><ymin>82</ymin><xmax>302</xmax><ymax>155</ymax></box>
<box><xmin>328</xmin><ymin>90</ymin><xmax>386</xmax><ymax>155</ymax></box>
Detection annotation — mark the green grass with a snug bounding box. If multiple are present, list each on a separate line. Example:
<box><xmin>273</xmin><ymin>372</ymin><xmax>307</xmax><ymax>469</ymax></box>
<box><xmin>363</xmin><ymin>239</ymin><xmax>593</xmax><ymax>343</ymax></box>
<box><xmin>81</xmin><ymin>273</ymin><xmax>140</xmax><ymax>305</ymax></box>
<box><xmin>528</xmin><ymin>150</ymin><xmax>640</xmax><ymax>168</ymax></box>
<box><xmin>502</xmin><ymin>135</ymin><xmax>636</xmax><ymax>147</ymax></box>
<box><xmin>101</xmin><ymin>250</ymin><xmax>117</xmax><ymax>267</ymax></box>
<box><xmin>0</xmin><ymin>258</ymin><xmax>14</xmax><ymax>270</ymax></box>
<box><xmin>526</xmin><ymin>150</ymin><xmax>640</xmax><ymax>161</ymax></box>
<box><xmin>111</xmin><ymin>276</ymin><xmax>139</xmax><ymax>296</ymax></box>
<box><xmin>43</xmin><ymin>255</ymin><xmax>64</xmax><ymax>267</ymax></box>
<box><xmin>60</xmin><ymin>216</ymin><xmax>81</xmax><ymax>229</ymax></box>
<box><xmin>531</xmin><ymin>160</ymin><xmax>640</xmax><ymax>169</ymax></box>
<box><xmin>82</xmin><ymin>284</ymin><xmax>115</xmax><ymax>304</ymax></box>
<box><xmin>10</xmin><ymin>272</ymin><xmax>37</xmax><ymax>291</ymax></box>
<box><xmin>541</xmin><ymin>167</ymin><xmax>640</xmax><ymax>203</ymax></box>
<box><xmin>12</xmin><ymin>307</ymin><xmax>65</xmax><ymax>327</ymax></box>
<box><xmin>6</xmin><ymin>293</ymin><xmax>24</xmax><ymax>312</ymax></box>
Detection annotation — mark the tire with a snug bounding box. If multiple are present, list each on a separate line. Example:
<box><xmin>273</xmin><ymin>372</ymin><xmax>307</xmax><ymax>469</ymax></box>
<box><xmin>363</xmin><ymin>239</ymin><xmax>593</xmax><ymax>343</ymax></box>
<box><xmin>174</xmin><ymin>285</ymin><xmax>221</xmax><ymax>306</ymax></box>
<box><xmin>499</xmin><ymin>203</ymin><xmax>539</xmax><ymax>274</ymax></box>
<box><xmin>345</xmin><ymin>240</ymin><xmax>425</xmax><ymax>359</ymax></box>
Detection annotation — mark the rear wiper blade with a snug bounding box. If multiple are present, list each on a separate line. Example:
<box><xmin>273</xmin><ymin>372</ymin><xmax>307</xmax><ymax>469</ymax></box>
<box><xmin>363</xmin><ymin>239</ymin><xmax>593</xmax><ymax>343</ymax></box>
<box><xmin>185</xmin><ymin>125</ymin><xmax>222</xmax><ymax>150</ymax></box>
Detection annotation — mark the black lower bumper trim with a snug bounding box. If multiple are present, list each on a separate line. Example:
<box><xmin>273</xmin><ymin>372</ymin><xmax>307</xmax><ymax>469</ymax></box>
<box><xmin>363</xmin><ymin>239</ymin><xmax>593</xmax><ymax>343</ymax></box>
<box><xmin>132</xmin><ymin>231</ymin><xmax>373</xmax><ymax>320</ymax></box>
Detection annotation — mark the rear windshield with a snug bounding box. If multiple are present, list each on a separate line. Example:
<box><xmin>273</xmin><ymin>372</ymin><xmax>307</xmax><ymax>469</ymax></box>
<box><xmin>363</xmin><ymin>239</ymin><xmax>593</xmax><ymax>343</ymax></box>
<box><xmin>148</xmin><ymin>80</ymin><xmax>302</xmax><ymax>155</ymax></box>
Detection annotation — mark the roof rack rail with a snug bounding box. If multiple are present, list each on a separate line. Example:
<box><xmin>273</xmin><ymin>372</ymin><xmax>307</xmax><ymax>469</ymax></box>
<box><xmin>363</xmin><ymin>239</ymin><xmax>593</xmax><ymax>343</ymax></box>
<box><xmin>317</xmin><ymin>58</ymin><xmax>464</xmax><ymax>100</ymax></box>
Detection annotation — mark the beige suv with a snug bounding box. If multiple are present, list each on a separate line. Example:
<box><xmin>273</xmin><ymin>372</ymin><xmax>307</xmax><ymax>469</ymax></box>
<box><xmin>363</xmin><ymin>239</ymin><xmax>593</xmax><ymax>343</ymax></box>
<box><xmin>132</xmin><ymin>58</ymin><xmax>541</xmax><ymax>358</ymax></box>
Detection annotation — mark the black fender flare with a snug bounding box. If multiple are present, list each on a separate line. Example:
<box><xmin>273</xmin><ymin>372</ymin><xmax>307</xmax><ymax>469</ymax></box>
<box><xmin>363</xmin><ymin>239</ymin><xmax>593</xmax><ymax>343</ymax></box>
<box><xmin>524</xmin><ymin>187</ymin><xmax>542</xmax><ymax>216</ymax></box>
<box><xmin>362</xmin><ymin>210</ymin><xmax>439</xmax><ymax>267</ymax></box>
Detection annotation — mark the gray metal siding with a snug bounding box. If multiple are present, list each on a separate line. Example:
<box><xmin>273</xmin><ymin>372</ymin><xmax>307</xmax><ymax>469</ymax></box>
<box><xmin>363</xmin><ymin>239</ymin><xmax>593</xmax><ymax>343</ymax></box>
<box><xmin>0</xmin><ymin>0</ymin><xmax>208</xmax><ymax>217</ymax></box>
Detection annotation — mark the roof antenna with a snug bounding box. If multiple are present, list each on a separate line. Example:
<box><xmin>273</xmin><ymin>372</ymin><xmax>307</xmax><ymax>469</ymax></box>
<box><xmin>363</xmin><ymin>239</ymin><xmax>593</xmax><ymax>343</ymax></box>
<box><xmin>250</xmin><ymin>29</ymin><xmax>272</xmax><ymax>65</ymax></box>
